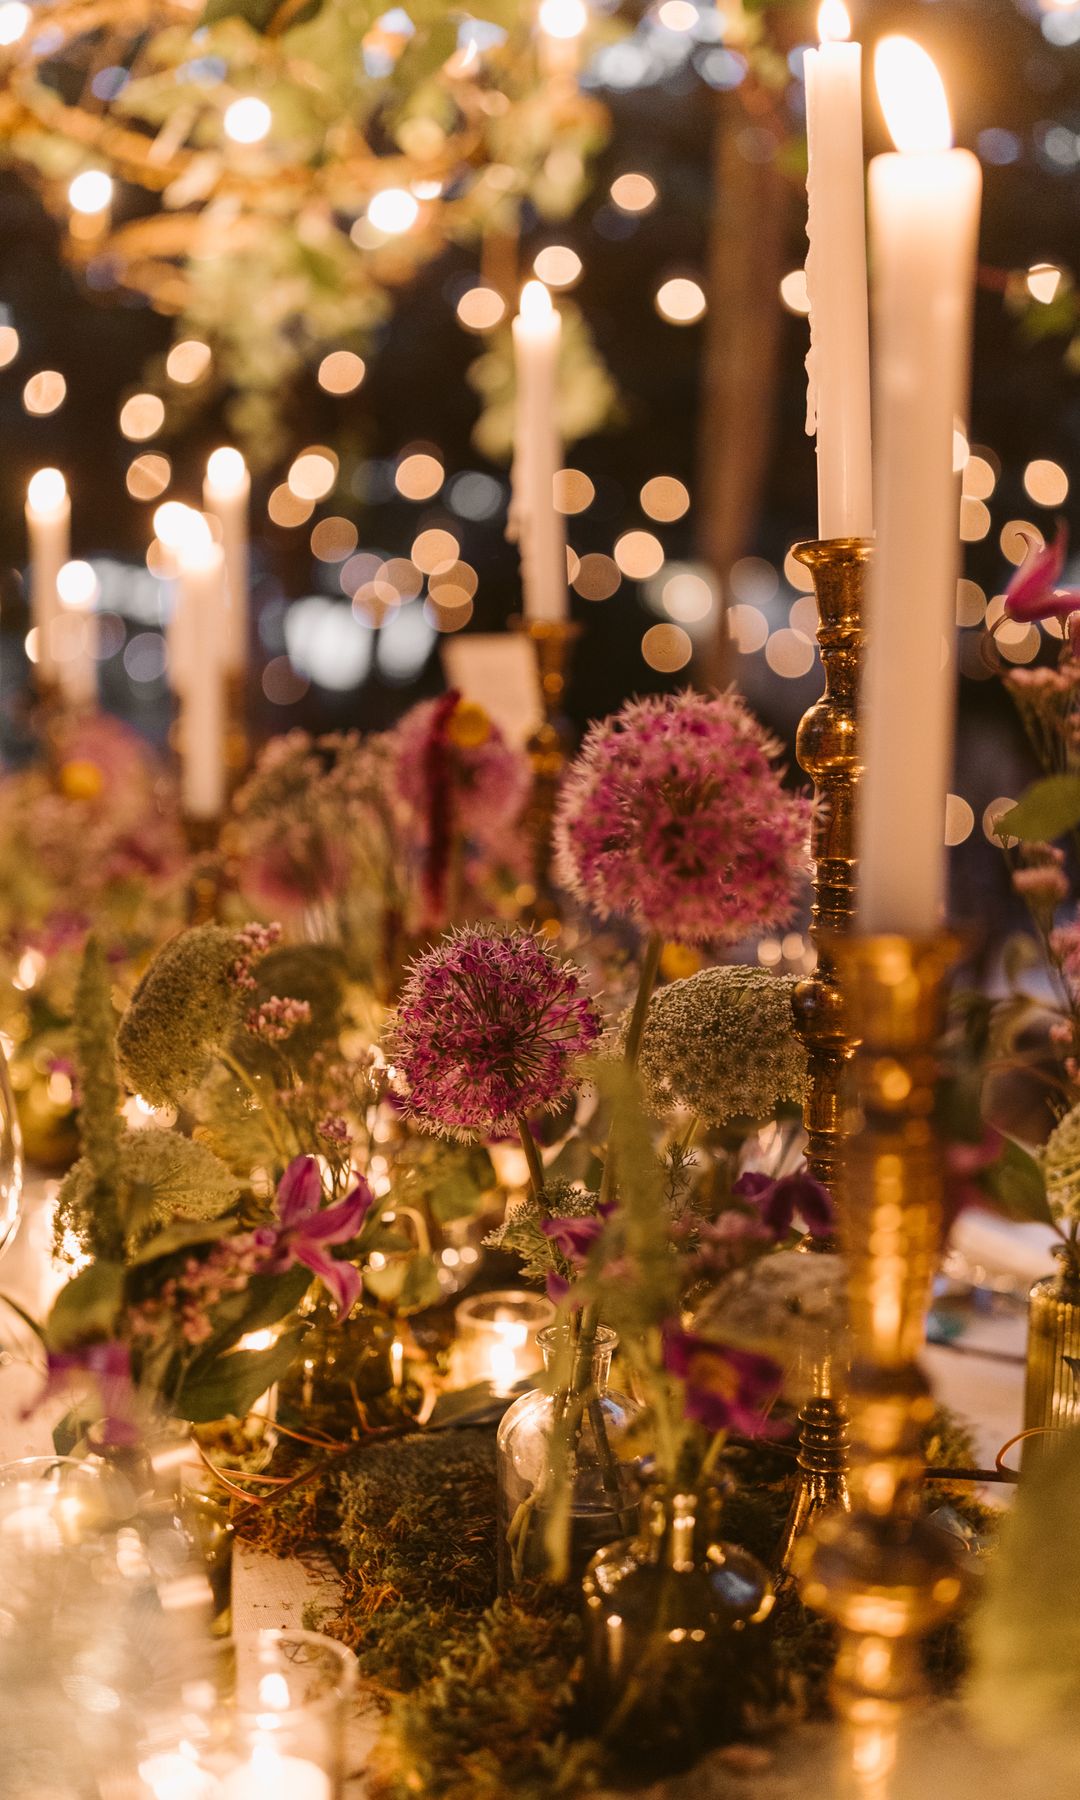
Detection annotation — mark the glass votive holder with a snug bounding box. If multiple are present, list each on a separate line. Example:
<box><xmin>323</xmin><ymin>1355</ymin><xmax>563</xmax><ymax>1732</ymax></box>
<box><xmin>0</xmin><ymin>1452</ymin><xmax>126</xmax><ymax>1552</ymax></box>
<box><xmin>452</xmin><ymin>1289</ymin><xmax>556</xmax><ymax>1397</ymax></box>
<box><xmin>139</xmin><ymin>1629</ymin><xmax>358</xmax><ymax>1800</ymax></box>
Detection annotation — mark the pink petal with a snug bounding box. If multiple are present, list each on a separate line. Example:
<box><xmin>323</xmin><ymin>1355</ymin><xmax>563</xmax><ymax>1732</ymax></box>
<box><xmin>277</xmin><ymin>1155</ymin><xmax>323</xmax><ymax>1227</ymax></box>
<box><xmin>296</xmin><ymin>1243</ymin><xmax>362</xmax><ymax>1315</ymax></box>
<box><xmin>298</xmin><ymin>1187</ymin><xmax>371</xmax><ymax>1247</ymax></box>
<box><xmin>1005</xmin><ymin>526</ymin><xmax>1071</xmax><ymax>620</ymax></box>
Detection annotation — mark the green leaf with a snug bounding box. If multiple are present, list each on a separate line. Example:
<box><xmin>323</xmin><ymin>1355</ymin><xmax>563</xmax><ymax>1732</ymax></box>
<box><xmin>128</xmin><ymin>1219</ymin><xmax>240</xmax><ymax>1267</ymax></box>
<box><xmin>995</xmin><ymin>776</ymin><xmax>1080</xmax><ymax>845</ymax></box>
<box><xmin>46</xmin><ymin>1262</ymin><xmax>126</xmax><ymax>1350</ymax></box>
<box><xmin>198</xmin><ymin>1266</ymin><xmax>312</xmax><ymax>1358</ymax></box>
<box><xmin>978</xmin><ymin>1138</ymin><xmax>1053</xmax><ymax>1227</ymax></box>
<box><xmin>175</xmin><ymin>1327</ymin><xmax>305</xmax><ymax>1423</ymax></box>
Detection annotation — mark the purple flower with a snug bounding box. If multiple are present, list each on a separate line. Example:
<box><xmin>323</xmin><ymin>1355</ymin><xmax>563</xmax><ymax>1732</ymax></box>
<box><xmin>258</xmin><ymin>1156</ymin><xmax>373</xmax><ymax>1315</ymax></box>
<box><xmin>732</xmin><ymin>1170</ymin><xmax>835</xmax><ymax>1240</ymax></box>
<box><xmin>553</xmin><ymin>691</ymin><xmax>811</xmax><ymax>945</ymax></box>
<box><xmin>1004</xmin><ymin>526</ymin><xmax>1080</xmax><ymax>624</ymax></box>
<box><xmin>541</xmin><ymin>1210</ymin><xmax>611</xmax><ymax>1263</ymax></box>
<box><xmin>389</xmin><ymin>926</ymin><xmax>601</xmax><ymax>1140</ymax></box>
<box><xmin>662</xmin><ymin>1326</ymin><xmax>782</xmax><ymax>1437</ymax></box>
<box><xmin>26</xmin><ymin>1342</ymin><xmax>138</xmax><ymax>1446</ymax></box>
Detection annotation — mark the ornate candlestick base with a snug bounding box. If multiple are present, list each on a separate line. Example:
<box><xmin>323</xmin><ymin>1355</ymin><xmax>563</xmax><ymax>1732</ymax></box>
<box><xmin>781</xmin><ymin>538</ymin><xmax>871</xmax><ymax>1568</ymax></box>
<box><xmin>183</xmin><ymin>815</ymin><xmax>225</xmax><ymax>924</ymax></box>
<box><xmin>515</xmin><ymin>618</ymin><xmax>581</xmax><ymax>925</ymax></box>
<box><xmin>795</xmin><ymin>934</ymin><xmax>967</xmax><ymax>1782</ymax></box>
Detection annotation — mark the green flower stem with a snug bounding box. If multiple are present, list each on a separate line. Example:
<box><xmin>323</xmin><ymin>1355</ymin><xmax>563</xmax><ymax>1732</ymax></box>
<box><xmin>516</xmin><ymin>1117</ymin><xmax>547</xmax><ymax>1204</ymax></box>
<box><xmin>623</xmin><ymin>931</ymin><xmax>664</xmax><ymax>1070</ymax></box>
<box><xmin>218</xmin><ymin>1047</ymin><xmax>293</xmax><ymax>1165</ymax></box>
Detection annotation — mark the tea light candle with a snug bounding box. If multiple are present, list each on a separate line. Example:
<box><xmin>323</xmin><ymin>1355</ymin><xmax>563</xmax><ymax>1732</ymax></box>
<box><xmin>219</xmin><ymin>1741</ymin><xmax>330</xmax><ymax>1800</ymax></box>
<box><xmin>25</xmin><ymin>467</ymin><xmax>70</xmax><ymax>686</ymax></box>
<box><xmin>453</xmin><ymin>1290</ymin><xmax>555</xmax><ymax>1396</ymax></box>
<box><xmin>203</xmin><ymin>447</ymin><xmax>250</xmax><ymax>676</ymax></box>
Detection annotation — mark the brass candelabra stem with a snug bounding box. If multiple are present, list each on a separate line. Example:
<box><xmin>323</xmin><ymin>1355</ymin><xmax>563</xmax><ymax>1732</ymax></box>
<box><xmin>779</xmin><ymin>538</ymin><xmax>870</xmax><ymax>1571</ymax></box>
<box><xmin>796</xmin><ymin>933</ymin><xmax>967</xmax><ymax>1789</ymax></box>
<box><xmin>790</xmin><ymin>536</ymin><xmax>870</xmax><ymax>1185</ymax></box>
<box><xmin>516</xmin><ymin>618</ymin><xmax>581</xmax><ymax>924</ymax></box>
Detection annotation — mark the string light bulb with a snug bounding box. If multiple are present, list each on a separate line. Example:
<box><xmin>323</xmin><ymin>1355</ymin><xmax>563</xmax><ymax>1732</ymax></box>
<box><xmin>223</xmin><ymin>97</ymin><xmax>272</xmax><ymax>144</ymax></box>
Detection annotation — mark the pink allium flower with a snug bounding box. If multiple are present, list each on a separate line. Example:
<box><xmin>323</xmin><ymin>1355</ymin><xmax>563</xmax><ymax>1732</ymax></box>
<box><xmin>553</xmin><ymin>690</ymin><xmax>811</xmax><ymax>944</ymax></box>
<box><xmin>1052</xmin><ymin>915</ymin><xmax>1080</xmax><ymax>1003</ymax></box>
<box><xmin>389</xmin><ymin>925</ymin><xmax>601</xmax><ymax>1141</ymax></box>
<box><xmin>391</xmin><ymin>694</ymin><xmax>531</xmax><ymax>869</ymax></box>
<box><xmin>1004</xmin><ymin>525</ymin><xmax>1080</xmax><ymax>625</ymax></box>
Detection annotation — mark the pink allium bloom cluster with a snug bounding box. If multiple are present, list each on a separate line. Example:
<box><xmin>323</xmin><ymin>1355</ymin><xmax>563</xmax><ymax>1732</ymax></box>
<box><xmin>1012</xmin><ymin>844</ymin><xmax>1069</xmax><ymax>910</ymax></box>
<box><xmin>553</xmin><ymin>690</ymin><xmax>811</xmax><ymax>945</ymax></box>
<box><xmin>390</xmin><ymin>694</ymin><xmax>531</xmax><ymax>850</ymax></box>
<box><xmin>390</xmin><ymin>926</ymin><xmax>601</xmax><ymax>1141</ymax></box>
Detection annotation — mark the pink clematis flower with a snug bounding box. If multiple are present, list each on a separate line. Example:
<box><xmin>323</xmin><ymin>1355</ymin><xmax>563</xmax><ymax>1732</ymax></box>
<box><xmin>732</xmin><ymin>1169</ymin><xmax>835</xmax><ymax>1240</ymax></box>
<box><xmin>259</xmin><ymin>1156</ymin><xmax>373</xmax><ymax>1316</ymax></box>
<box><xmin>1004</xmin><ymin>526</ymin><xmax>1080</xmax><ymax>624</ymax></box>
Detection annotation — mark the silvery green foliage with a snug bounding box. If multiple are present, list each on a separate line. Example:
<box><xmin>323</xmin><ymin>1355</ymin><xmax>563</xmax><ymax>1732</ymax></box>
<box><xmin>1040</xmin><ymin>1101</ymin><xmax>1080</xmax><ymax>1225</ymax></box>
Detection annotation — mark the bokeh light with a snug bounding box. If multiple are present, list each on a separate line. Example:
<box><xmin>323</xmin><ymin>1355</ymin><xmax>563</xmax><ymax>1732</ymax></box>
<box><xmin>641</xmin><ymin>623</ymin><xmax>692</xmax><ymax>671</ymax></box>
<box><xmin>288</xmin><ymin>448</ymin><xmax>338</xmax><ymax>502</ymax></box>
<box><xmin>1001</xmin><ymin>519</ymin><xmax>1042</xmax><ymax>564</ymax></box>
<box><xmin>1026</xmin><ymin>262</ymin><xmax>1064</xmax><ymax>304</ymax></box>
<box><xmin>23</xmin><ymin>370</ymin><xmax>66</xmax><ymax>415</ymax></box>
<box><xmin>166</xmin><ymin>340</ymin><xmax>212</xmax><ymax>385</ymax></box>
<box><xmin>765</xmin><ymin>628</ymin><xmax>815</xmax><ymax>679</ymax></box>
<box><xmin>655</xmin><ymin>277</ymin><xmax>706</xmax><ymax>324</ymax></box>
<box><xmin>553</xmin><ymin>468</ymin><xmax>594</xmax><ymax>514</ymax></box>
<box><xmin>126</xmin><ymin>454</ymin><xmax>171</xmax><ymax>501</ymax></box>
<box><xmin>614</xmin><ymin>530</ymin><xmax>664</xmax><ymax>579</ymax></box>
<box><xmin>224</xmin><ymin>97</ymin><xmax>272</xmax><ymax>144</ymax></box>
<box><xmin>318</xmin><ymin>350</ymin><xmax>365</xmax><ymax>394</ymax></box>
<box><xmin>640</xmin><ymin>475</ymin><xmax>689</xmax><ymax>521</ymax></box>
<box><xmin>68</xmin><ymin>170</ymin><xmax>112</xmax><ymax>214</ymax></box>
<box><xmin>268</xmin><ymin>484</ymin><xmax>314</xmax><ymax>527</ymax></box>
<box><xmin>119</xmin><ymin>393</ymin><xmax>164</xmax><ymax>441</ymax></box>
<box><xmin>1023</xmin><ymin>459</ymin><xmax>1069</xmax><ymax>507</ymax></box>
<box><xmin>959</xmin><ymin>496</ymin><xmax>991</xmax><ymax>542</ymax></box>
<box><xmin>728</xmin><ymin>603</ymin><xmax>768</xmax><ymax>654</ymax></box>
<box><xmin>0</xmin><ymin>2</ymin><xmax>30</xmax><ymax>45</ymax></box>
<box><xmin>955</xmin><ymin>578</ymin><xmax>986</xmax><ymax>627</ymax></box>
<box><xmin>533</xmin><ymin>245</ymin><xmax>582</xmax><ymax>288</ymax></box>
<box><xmin>572</xmin><ymin>554</ymin><xmax>621</xmax><ymax>600</ymax></box>
<box><xmin>367</xmin><ymin>188</ymin><xmax>419</xmax><ymax>234</ymax></box>
<box><xmin>610</xmin><ymin>172</ymin><xmax>657</xmax><ymax>214</ymax></box>
<box><xmin>0</xmin><ymin>324</ymin><xmax>18</xmax><ymax>368</ymax></box>
<box><xmin>456</xmin><ymin>287</ymin><xmax>506</xmax><ymax>331</ymax></box>
<box><xmin>779</xmin><ymin>269</ymin><xmax>810</xmax><ymax>315</ymax></box>
<box><xmin>311</xmin><ymin>517</ymin><xmax>359</xmax><ymax>562</ymax></box>
<box><xmin>412</xmin><ymin>528</ymin><xmax>459</xmax><ymax>573</ymax></box>
<box><xmin>396</xmin><ymin>452</ymin><xmax>444</xmax><ymax>501</ymax></box>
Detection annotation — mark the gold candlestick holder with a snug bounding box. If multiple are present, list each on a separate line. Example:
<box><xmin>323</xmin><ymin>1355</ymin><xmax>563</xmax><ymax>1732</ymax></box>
<box><xmin>778</xmin><ymin>537</ymin><xmax>871</xmax><ymax>1570</ymax></box>
<box><xmin>515</xmin><ymin>618</ymin><xmax>581</xmax><ymax>925</ymax></box>
<box><xmin>796</xmin><ymin>933</ymin><xmax>967</xmax><ymax>1783</ymax></box>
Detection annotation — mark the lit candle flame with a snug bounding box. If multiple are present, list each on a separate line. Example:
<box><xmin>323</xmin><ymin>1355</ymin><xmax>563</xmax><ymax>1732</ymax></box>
<box><xmin>538</xmin><ymin>0</ymin><xmax>587</xmax><ymax>40</ymax></box>
<box><xmin>519</xmin><ymin>278</ymin><xmax>554</xmax><ymax>323</ymax></box>
<box><xmin>874</xmin><ymin>36</ymin><xmax>952</xmax><ymax>154</ymax></box>
<box><xmin>153</xmin><ymin>501</ymin><xmax>213</xmax><ymax>555</ymax></box>
<box><xmin>817</xmin><ymin>0</ymin><xmax>850</xmax><ymax>44</ymax></box>
<box><xmin>206</xmin><ymin>445</ymin><xmax>247</xmax><ymax>496</ymax></box>
<box><xmin>27</xmin><ymin>467</ymin><xmax>67</xmax><ymax>512</ymax></box>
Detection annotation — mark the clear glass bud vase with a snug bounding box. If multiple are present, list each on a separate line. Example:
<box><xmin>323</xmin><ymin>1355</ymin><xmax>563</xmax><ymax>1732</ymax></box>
<box><xmin>496</xmin><ymin>1325</ymin><xmax>639</xmax><ymax>1592</ymax></box>
<box><xmin>581</xmin><ymin>1485</ymin><xmax>775</xmax><ymax>1775</ymax></box>
<box><xmin>277</xmin><ymin>1291</ymin><xmax>396</xmax><ymax>1438</ymax></box>
<box><xmin>1023</xmin><ymin>1250</ymin><xmax>1080</xmax><ymax>1459</ymax></box>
